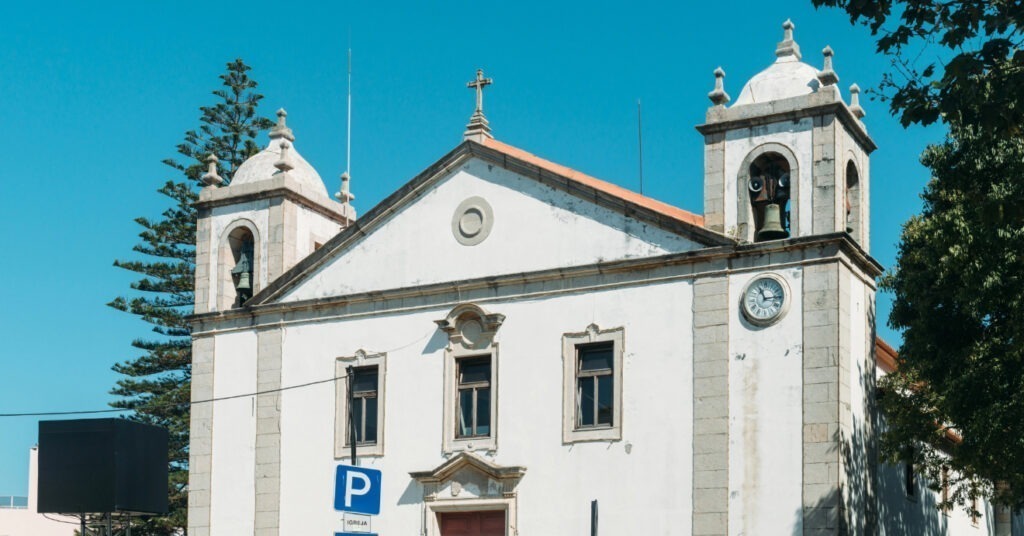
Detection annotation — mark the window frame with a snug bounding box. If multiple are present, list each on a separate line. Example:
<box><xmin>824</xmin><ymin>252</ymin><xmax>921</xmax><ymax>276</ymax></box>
<box><xmin>562</xmin><ymin>324</ymin><xmax>624</xmax><ymax>443</ymax></box>
<box><xmin>335</xmin><ymin>351</ymin><xmax>386</xmax><ymax>458</ymax></box>
<box><xmin>436</xmin><ymin>304</ymin><xmax>504</xmax><ymax>454</ymax></box>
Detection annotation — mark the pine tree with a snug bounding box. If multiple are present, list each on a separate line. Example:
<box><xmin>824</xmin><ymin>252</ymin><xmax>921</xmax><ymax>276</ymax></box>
<box><xmin>108</xmin><ymin>59</ymin><xmax>273</xmax><ymax>534</ymax></box>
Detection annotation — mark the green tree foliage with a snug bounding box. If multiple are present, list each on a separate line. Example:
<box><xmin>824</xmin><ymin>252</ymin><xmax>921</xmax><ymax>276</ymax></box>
<box><xmin>108</xmin><ymin>59</ymin><xmax>273</xmax><ymax>534</ymax></box>
<box><xmin>880</xmin><ymin>125</ymin><xmax>1024</xmax><ymax>509</ymax></box>
<box><xmin>812</xmin><ymin>0</ymin><xmax>1024</xmax><ymax>135</ymax></box>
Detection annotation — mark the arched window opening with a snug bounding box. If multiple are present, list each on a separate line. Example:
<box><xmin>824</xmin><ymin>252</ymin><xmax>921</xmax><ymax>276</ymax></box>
<box><xmin>748</xmin><ymin>153</ymin><xmax>791</xmax><ymax>242</ymax></box>
<box><xmin>845</xmin><ymin>160</ymin><xmax>861</xmax><ymax>241</ymax></box>
<box><xmin>228</xmin><ymin>227</ymin><xmax>255</xmax><ymax>307</ymax></box>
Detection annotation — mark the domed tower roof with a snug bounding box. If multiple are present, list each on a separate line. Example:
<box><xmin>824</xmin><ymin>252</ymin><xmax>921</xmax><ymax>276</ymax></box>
<box><xmin>733</xmin><ymin>20</ymin><xmax>823</xmax><ymax>106</ymax></box>
<box><xmin>231</xmin><ymin>109</ymin><xmax>329</xmax><ymax>197</ymax></box>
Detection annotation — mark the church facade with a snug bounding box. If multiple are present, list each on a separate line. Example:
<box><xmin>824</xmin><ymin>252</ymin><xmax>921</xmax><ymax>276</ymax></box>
<box><xmin>185</xmin><ymin>22</ymin><xmax>1013</xmax><ymax>536</ymax></box>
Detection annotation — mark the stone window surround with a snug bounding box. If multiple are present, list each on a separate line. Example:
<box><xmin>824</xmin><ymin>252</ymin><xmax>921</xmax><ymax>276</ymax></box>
<box><xmin>736</xmin><ymin>142</ymin><xmax>800</xmax><ymax>243</ymax></box>
<box><xmin>436</xmin><ymin>303</ymin><xmax>505</xmax><ymax>454</ymax></box>
<box><xmin>562</xmin><ymin>324</ymin><xmax>625</xmax><ymax>443</ymax></box>
<box><xmin>335</xmin><ymin>350</ymin><xmax>387</xmax><ymax>458</ymax></box>
<box><xmin>216</xmin><ymin>218</ymin><xmax>262</xmax><ymax>311</ymax></box>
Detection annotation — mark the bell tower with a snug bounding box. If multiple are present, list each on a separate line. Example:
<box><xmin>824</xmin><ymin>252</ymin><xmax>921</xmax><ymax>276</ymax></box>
<box><xmin>193</xmin><ymin>109</ymin><xmax>356</xmax><ymax>314</ymax></box>
<box><xmin>698</xmin><ymin>20</ymin><xmax>875</xmax><ymax>251</ymax></box>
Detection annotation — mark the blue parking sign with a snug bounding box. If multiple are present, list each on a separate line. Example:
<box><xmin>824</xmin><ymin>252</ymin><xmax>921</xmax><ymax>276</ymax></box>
<box><xmin>334</xmin><ymin>465</ymin><xmax>382</xmax><ymax>515</ymax></box>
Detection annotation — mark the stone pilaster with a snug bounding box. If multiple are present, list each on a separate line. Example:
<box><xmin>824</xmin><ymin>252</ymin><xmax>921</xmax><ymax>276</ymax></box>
<box><xmin>802</xmin><ymin>263</ymin><xmax>852</xmax><ymax>535</ymax></box>
<box><xmin>266</xmin><ymin>199</ymin><xmax>286</xmax><ymax>282</ymax></box>
<box><xmin>692</xmin><ymin>275</ymin><xmax>730</xmax><ymax>536</ymax></box>
<box><xmin>187</xmin><ymin>335</ymin><xmax>215</xmax><ymax>536</ymax></box>
<box><xmin>703</xmin><ymin>133</ymin><xmax>727</xmax><ymax>234</ymax></box>
<box><xmin>193</xmin><ymin>210</ymin><xmax>213</xmax><ymax>315</ymax></box>
<box><xmin>811</xmin><ymin>115</ymin><xmax>838</xmax><ymax>235</ymax></box>
<box><xmin>254</xmin><ymin>328</ymin><xmax>283</xmax><ymax>536</ymax></box>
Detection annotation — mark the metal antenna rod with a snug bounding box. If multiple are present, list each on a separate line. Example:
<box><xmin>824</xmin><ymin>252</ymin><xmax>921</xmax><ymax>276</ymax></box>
<box><xmin>345</xmin><ymin>44</ymin><xmax>352</xmax><ymax>177</ymax></box>
<box><xmin>637</xmin><ymin>99</ymin><xmax>644</xmax><ymax>195</ymax></box>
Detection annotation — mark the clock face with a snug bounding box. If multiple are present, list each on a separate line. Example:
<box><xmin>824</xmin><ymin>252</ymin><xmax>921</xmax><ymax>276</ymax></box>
<box><xmin>742</xmin><ymin>275</ymin><xmax>788</xmax><ymax>325</ymax></box>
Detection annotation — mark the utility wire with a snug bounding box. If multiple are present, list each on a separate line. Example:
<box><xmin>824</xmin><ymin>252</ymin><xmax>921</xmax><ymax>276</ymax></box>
<box><xmin>0</xmin><ymin>329</ymin><xmax>435</xmax><ymax>419</ymax></box>
<box><xmin>0</xmin><ymin>375</ymin><xmax>347</xmax><ymax>418</ymax></box>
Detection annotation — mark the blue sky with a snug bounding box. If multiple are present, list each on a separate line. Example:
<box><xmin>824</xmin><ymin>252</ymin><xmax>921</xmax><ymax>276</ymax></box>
<box><xmin>0</xmin><ymin>0</ymin><xmax>943</xmax><ymax>494</ymax></box>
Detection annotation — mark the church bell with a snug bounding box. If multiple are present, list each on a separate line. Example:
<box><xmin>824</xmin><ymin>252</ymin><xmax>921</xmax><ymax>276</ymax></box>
<box><xmin>757</xmin><ymin>203</ymin><xmax>789</xmax><ymax>241</ymax></box>
<box><xmin>231</xmin><ymin>249</ymin><xmax>254</xmax><ymax>299</ymax></box>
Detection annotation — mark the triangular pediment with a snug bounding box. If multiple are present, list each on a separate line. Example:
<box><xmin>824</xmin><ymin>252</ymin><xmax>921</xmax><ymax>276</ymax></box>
<box><xmin>409</xmin><ymin>451</ymin><xmax>526</xmax><ymax>501</ymax></box>
<box><xmin>249</xmin><ymin>140</ymin><xmax>733</xmax><ymax>306</ymax></box>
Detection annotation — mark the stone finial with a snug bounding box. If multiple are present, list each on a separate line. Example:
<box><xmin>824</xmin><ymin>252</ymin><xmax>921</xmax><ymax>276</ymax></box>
<box><xmin>200</xmin><ymin>153</ymin><xmax>223</xmax><ymax>188</ymax></box>
<box><xmin>775</xmin><ymin>19</ymin><xmax>802</xmax><ymax>61</ymax></box>
<box><xmin>708</xmin><ymin>67</ymin><xmax>730</xmax><ymax>106</ymax></box>
<box><xmin>274</xmin><ymin>140</ymin><xmax>295</xmax><ymax>173</ymax></box>
<box><xmin>849</xmin><ymin>83</ymin><xmax>866</xmax><ymax>119</ymax></box>
<box><xmin>464</xmin><ymin>69</ymin><xmax>494</xmax><ymax>142</ymax></box>
<box><xmin>269</xmin><ymin>108</ymin><xmax>296</xmax><ymax>142</ymax></box>
<box><xmin>817</xmin><ymin>46</ymin><xmax>839</xmax><ymax>86</ymax></box>
<box><xmin>335</xmin><ymin>171</ymin><xmax>355</xmax><ymax>203</ymax></box>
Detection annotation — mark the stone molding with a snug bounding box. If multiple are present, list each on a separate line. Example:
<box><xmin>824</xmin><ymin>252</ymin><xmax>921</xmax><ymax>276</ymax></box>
<box><xmin>436</xmin><ymin>303</ymin><xmax>503</xmax><ymax>453</ymax></box>
<box><xmin>191</xmin><ymin>235</ymin><xmax>882</xmax><ymax>334</ymax></box>
<box><xmin>697</xmin><ymin>89</ymin><xmax>876</xmax><ymax>154</ymax></box>
<box><xmin>197</xmin><ymin>174</ymin><xmax>352</xmax><ymax>226</ymax></box>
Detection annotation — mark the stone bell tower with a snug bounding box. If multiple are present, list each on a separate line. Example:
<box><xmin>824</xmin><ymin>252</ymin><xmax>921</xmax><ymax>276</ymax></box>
<box><xmin>698</xmin><ymin>20</ymin><xmax>875</xmax><ymax>251</ymax></box>
<box><xmin>193</xmin><ymin>109</ymin><xmax>356</xmax><ymax>314</ymax></box>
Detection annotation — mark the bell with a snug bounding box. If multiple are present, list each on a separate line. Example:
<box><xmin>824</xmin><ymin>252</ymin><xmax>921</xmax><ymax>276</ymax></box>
<box><xmin>235</xmin><ymin>270</ymin><xmax>252</xmax><ymax>293</ymax></box>
<box><xmin>757</xmin><ymin>203</ymin><xmax>789</xmax><ymax>241</ymax></box>
<box><xmin>231</xmin><ymin>248</ymin><xmax>254</xmax><ymax>298</ymax></box>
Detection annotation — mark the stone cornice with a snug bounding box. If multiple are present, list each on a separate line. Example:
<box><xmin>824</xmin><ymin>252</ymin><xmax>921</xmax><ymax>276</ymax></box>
<box><xmin>196</xmin><ymin>174</ymin><xmax>352</xmax><ymax>224</ymax></box>
<box><xmin>696</xmin><ymin>88</ymin><xmax>877</xmax><ymax>154</ymax></box>
<box><xmin>189</xmin><ymin>233</ymin><xmax>883</xmax><ymax>332</ymax></box>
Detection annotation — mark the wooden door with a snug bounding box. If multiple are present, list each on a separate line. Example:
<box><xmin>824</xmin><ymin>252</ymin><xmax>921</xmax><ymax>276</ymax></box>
<box><xmin>438</xmin><ymin>510</ymin><xmax>505</xmax><ymax>536</ymax></box>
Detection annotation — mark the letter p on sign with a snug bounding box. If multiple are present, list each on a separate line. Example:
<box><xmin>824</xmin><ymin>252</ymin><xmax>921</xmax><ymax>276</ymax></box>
<box><xmin>334</xmin><ymin>465</ymin><xmax>382</xmax><ymax>515</ymax></box>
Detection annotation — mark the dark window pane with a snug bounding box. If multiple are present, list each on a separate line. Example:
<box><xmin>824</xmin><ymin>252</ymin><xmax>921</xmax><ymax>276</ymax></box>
<box><xmin>352</xmin><ymin>367</ymin><xmax>378</xmax><ymax>393</ymax></box>
<box><xmin>457</xmin><ymin>389</ymin><xmax>474</xmax><ymax>437</ymax></box>
<box><xmin>578</xmin><ymin>376</ymin><xmax>595</xmax><ymax>426</ymax></box>
<box><xmin>579</xmin><ymin>344</ymin><xmax>613</xmax><ymax>371</ymax></box>
<box><xmin>477</xmin><ymin>387</ymin><xmax>491</xmax><ymax>436</ymax></box>
<box><xmin>364</xmin><ymin>397</ymin><xmax>378</xmax><ymax>443</ymax></box>
<box><xmin>459</xmin><ymin>358</ymin><xmax>490</xmax><ymax>384</ymax></box>
<box><xmin>597</xmin><ymin>374</ymin><xmax>613</xmax><ymax>425</ymax></box>
<box><xmin>352</xmin><ymin>398</ymin><xmax>364</xmax><ymax>443</ymax></box>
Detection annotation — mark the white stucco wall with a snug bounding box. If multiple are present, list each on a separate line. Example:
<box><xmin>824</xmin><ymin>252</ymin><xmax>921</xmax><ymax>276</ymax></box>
<box><xmin>723</xmin><ymin>119</ymin><xmax>814</xmax><ymax>238</ymax></box>
<box><xmin>274</xmin><ymin>280</ymin><xmax>694</xmax><ymax>534</ymax></box>
<box><xmin>209</xmin><ymin>331</ymin><xmax>258</xmax><ymax>535</ymax></box>
<box><xmin>281</xmin><ymin>158</ymin><xmax>702</xmax><ymax>302</ymax></box>
<box><xmin>727</xmin><ymin>267</ymin><xmax>805</xmax><ymax>535</ymax></box>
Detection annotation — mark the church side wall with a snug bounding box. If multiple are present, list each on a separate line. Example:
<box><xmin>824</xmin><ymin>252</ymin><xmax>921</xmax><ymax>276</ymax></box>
<box><xmin>275</xmin><ymin>279</ymin><xmax>695</xmax><ymax>535</ymax></box>
<box><xmin>209</xmin><ymin>330</ymin><xmax>258</xmax><ymax>535</ymax></box>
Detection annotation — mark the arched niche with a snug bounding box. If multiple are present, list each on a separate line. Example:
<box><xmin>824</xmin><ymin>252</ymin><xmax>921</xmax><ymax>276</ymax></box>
<box><xmin>845</xmin><ymin>157</ymin><xmax>862</xmax><ymax>244</ymax></box>
<box><xmin>217</xmin><ymin>219</ymin><xmax>261</xmax><ymax>310</ymax></box>
<box><xmin>736</xmin><ymin>143</ymin><xmax>800</xmax><ymax>243</ymax></box>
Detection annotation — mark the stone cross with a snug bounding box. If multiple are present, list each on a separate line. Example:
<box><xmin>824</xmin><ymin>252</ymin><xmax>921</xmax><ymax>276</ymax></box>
<box><xmin>467</xmin><ymin>69</ymin><xmax>493</xmax><ymax>114</ymax></box>
<box><xmin>463</xmin><ymin>69</ymin><xmax>494</xmax><ymax>142</ymax></box>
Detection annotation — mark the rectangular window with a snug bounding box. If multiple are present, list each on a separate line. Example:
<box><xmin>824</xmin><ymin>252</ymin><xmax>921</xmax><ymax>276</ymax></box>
<box><xmin>562</xmin><ymin>325</ymin><xmax>623</xmax><ymax>443</ymax></box>
<box><xmin>349</xmin><ymin>366</ymin><xmax>379</xmax><ymax>445</ymax></box>
<box><xmin>335</xmin><ymin>352</ymin><xmax>386</xmax><ymax>459</ymax></box>
<box><xmin>456</xmin><ymin>356</ymin><xmax>491</xmax><ymax>438</ymax></box>
<box><xmin>576</xmin><ymin>342</ymin><xmax>614</xmax><ymax>429</ymax></box>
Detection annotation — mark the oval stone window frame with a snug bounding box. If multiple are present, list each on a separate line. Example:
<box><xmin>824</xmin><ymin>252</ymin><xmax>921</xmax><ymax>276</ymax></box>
<box><xmin>451</xmin><ymin>196</ymin><xmax>494</xmax><ymax>246</ymax></box>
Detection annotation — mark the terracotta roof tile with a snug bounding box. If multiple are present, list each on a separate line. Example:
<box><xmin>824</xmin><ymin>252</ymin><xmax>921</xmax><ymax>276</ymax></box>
<box><xmin>482</xmin><ymin>138</ymin><xmax>706</xmax><ymax>228</ymax></box>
